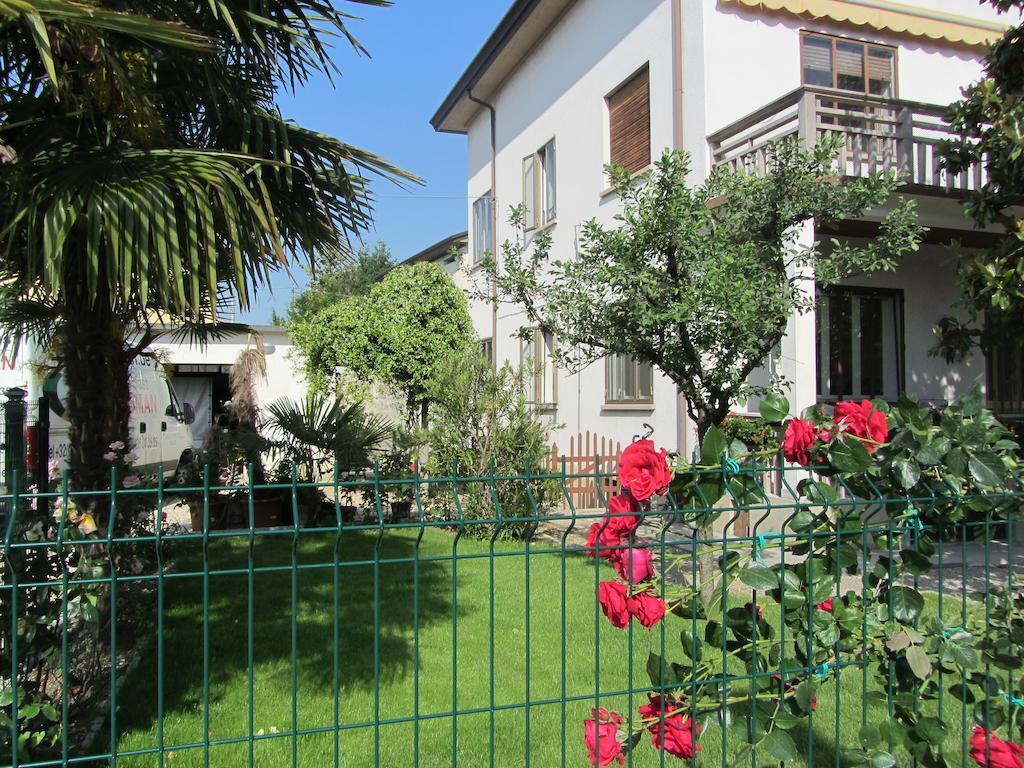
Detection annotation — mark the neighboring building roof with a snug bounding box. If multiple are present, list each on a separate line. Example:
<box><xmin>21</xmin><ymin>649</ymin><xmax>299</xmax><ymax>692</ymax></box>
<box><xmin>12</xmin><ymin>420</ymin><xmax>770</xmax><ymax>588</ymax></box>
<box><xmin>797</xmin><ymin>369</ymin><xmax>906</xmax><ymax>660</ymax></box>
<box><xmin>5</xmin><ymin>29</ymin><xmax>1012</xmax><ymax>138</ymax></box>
<box><xmin>722</xmin><ymin>0</ymin><xmax>1006</xmax><ymax>47</ymax></box>
<box><xmin>404</xmin><ymin>231</ymin><xmax>468</xmax><ymax>265</ymax></box>
<box><xmin>431</xmin><ymin>0</ymin><xmax>576</xmax><ymax>134</ymax></box>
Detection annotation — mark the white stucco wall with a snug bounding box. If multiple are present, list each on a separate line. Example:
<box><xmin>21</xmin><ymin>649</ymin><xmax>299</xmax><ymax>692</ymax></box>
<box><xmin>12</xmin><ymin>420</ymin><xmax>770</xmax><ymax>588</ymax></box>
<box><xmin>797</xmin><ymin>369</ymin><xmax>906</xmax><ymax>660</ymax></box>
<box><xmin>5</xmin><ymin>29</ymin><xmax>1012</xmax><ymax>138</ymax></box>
<box><xmin>151</xmin><ymin>327</ymin><xmax>308</xmax><ymax>413</ymax></box>
<box><xmin>460</xmin><ymin>0</ymin><xmax>1006</xmax><ymax>455</ymax></box>
<box><xmin>465</xmin><ymin>0</ymin><xmax>680</xmax><ymax>452</ymax></box>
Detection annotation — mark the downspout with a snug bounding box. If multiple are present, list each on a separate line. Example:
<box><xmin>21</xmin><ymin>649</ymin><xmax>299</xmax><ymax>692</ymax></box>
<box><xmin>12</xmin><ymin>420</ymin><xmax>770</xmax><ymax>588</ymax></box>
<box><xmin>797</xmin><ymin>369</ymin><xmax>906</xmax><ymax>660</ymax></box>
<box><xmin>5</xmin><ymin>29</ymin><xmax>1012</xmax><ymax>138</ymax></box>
<box><xmin>468</xmin><ymin>90</ymin><xmax>499</xmax><ymax>367</ymax></box>
<box><xmin>671</xmin><ymin>0</ymin><xmax>689</xmax><ymax>460</ymax></box>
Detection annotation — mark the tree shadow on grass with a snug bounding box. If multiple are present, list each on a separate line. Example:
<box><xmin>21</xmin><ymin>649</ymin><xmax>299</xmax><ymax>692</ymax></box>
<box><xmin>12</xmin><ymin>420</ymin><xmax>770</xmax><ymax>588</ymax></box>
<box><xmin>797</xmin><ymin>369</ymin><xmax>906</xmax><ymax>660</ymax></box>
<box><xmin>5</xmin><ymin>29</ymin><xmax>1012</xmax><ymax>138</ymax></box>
<box><xmin>112</xmin><ymin>527</ymin><xmax>464</xmax><ymax>742</ymax></box>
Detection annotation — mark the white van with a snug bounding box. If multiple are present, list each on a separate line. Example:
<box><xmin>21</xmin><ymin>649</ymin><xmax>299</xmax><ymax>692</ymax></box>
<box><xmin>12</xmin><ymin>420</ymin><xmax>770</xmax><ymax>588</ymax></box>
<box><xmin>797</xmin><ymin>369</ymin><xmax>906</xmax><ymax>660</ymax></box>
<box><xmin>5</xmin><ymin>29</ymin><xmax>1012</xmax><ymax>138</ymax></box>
<box><xmin>0</xmin><ymin>343</ymin><xmax>195</xmax><ymax>479</ymax></box>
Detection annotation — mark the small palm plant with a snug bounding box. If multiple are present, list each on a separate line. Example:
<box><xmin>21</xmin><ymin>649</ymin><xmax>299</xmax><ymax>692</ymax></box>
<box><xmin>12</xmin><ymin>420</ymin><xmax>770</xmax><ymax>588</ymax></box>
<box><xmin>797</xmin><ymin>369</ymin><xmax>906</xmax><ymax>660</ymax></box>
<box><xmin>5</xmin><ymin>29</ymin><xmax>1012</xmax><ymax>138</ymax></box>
<box><xmin>265</xmin><ymin>392</ymin><xmax>392</xmax><ymax>480</ymax></box>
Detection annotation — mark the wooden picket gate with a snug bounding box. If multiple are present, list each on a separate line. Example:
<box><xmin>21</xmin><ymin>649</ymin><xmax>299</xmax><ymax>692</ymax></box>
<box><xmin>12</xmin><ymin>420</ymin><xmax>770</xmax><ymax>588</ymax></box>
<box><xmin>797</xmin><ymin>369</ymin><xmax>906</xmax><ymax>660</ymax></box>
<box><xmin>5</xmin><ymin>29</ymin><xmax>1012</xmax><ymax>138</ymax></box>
<box><xmin>548</xmin><ymin>431</ymin><xmax>622</xmax><ymax>510</ymax></box>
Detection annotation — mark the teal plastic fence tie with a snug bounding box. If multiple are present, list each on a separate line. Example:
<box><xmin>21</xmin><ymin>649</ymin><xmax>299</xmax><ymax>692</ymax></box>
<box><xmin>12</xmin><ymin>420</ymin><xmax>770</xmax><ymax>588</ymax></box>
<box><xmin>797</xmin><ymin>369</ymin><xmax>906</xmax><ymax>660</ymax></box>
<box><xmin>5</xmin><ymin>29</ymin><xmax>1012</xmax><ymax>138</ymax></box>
<box><xmin>722</xmin><ymin>456</ymin><xmax>741</xmax><ymax>477</ymax></box>
<box><xmin>814</xmin><ymin>663</ymin><xmax>832</xmax><ymax>681</ymax></box>
<box><xmin>1005</xmin><ymin>694</ymin><xmax>1024</xmax><ymax>709</ymax></box>
<box><xmin>753</xmin><ymin>531</ymin><xmax>781</xmax><ymax>563</ymax></box>
<box><xmin>941</xmin><ymin>626</ymin><xmax>965</xmax><ymax>638</ymax></box>
<box><xmin>902</xmin><ymin>507</ymin><xmax>924</xmax><ymax>533</ymax></box>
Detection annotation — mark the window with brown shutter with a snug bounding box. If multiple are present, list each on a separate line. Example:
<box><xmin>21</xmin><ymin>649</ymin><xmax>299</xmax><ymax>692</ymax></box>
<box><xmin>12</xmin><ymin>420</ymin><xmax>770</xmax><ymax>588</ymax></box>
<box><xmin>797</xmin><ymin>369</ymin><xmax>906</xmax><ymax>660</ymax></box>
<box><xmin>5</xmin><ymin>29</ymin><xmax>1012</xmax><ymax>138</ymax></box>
<box><xmin>801</xmin><ymin>32</ymin><xmax>896</xmax><ymax>96</ymax></box>
<box><xmin>608</xmin><ymin>67</ymin><xmax>650</xmax><ymax>175</ymax></box>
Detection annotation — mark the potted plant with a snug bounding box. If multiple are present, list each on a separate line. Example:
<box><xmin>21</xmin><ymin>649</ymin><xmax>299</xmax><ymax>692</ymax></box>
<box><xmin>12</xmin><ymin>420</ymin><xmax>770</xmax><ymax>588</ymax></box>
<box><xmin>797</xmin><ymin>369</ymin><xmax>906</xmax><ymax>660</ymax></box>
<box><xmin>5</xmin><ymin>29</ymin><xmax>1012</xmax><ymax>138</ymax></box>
<box><xmin>264</xmin><ymin>392</ymin><xmax>392</xmax><ymax>526</ymax></box>
<box><xmin>377</xmin><ymin>429</ymin><xmax>421</xmax><ymax>521</ymax></box>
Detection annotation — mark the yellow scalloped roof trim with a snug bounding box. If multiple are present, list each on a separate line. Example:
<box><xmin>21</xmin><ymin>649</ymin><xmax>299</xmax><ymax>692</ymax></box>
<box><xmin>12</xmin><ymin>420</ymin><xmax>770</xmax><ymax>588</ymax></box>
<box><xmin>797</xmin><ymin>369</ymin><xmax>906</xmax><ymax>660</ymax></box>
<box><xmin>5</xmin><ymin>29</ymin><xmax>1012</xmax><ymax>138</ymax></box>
<box><xmin>724</xmin><ymin>0</ymin><xmax>1007</xmax><ymax>47</ymax></box>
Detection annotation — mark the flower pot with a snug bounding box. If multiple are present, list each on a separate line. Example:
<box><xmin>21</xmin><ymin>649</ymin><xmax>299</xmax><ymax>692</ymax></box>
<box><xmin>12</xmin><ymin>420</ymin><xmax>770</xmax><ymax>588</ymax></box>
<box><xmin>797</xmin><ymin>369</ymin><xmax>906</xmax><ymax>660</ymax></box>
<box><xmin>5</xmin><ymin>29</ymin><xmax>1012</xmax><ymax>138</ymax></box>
<box><xmin>189</xmin><ymin>497</ymin><xmax>229</xmax><ymax>532</ymax></box>
<box><xmin>252</xmin><ymin>496</ymin><xmax>285</xmax><ymax>528</ymax></box>
<box><xmin>390</xmin><ymin>500</ymin><xmax>413</xmax><ymax>521</ymax></box>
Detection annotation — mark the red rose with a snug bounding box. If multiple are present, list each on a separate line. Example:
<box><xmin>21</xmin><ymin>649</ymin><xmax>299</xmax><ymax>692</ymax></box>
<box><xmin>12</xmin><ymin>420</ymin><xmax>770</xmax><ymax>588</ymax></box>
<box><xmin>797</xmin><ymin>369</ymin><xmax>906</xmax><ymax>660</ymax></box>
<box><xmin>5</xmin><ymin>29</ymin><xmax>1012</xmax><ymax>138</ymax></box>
<box><xmin>617</xmin><ymin>440</ymin><xmax>671</xmax><ymax>501</ymax></box>
<box><xmin>815</xmin><ymin>598</ymin><xmax>833</xmax><ymax>613</ymax></box>
<box><xmin>584</xmin><ymin>708</ymin><xmax>624</xmax><ymax>767</ymax></box>
<box><xmin>971</xmin><ymin>727</ymin><xmax>1024</xmax><ymax>768</ymax></box>
<box><xmin>612</xmin><ymin>546</ymin><xmax>654</xmax><ymax>584</ymax></box>
<box><xmin>627</xmin><ymin>590</ymin><xmax>666</xmax><ymax>629</ymax></box>
<box><xmin>598</xmin><ymin>581</ymin><xmax>631</xmax><ymax>629</ymax></box>
<box><xmin>834</xmin><ymin>400</ymin><xmax>888</xmax><ymax>452</ymax></box>
<box><xmin>783</xmin><ymin>418</ymin><xmax>816</xmax><ymax>465</ymax></box>
<box><xmin>605</xmin><ymin>493</ymin><xmax>641</xmax><ymax>537</ymax></box>
<box><xmin>638</xmin><ymin>694</ymin><xmax>701</xmax><ymax>759</ymax></box>
<box><xmin>586</xmin><ymin>522</ymin><xmax>622</xmax><ymax>560</ymax></box>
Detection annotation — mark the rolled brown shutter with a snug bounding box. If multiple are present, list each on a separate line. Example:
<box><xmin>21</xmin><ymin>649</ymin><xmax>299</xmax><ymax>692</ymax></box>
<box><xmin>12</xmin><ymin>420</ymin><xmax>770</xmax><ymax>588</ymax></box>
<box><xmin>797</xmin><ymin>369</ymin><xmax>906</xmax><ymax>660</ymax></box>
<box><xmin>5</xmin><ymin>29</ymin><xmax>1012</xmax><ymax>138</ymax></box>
<box><xmin>609</xmin><ymin>67</ymin><xmax>650</xmax><ymax>175</ymax></box>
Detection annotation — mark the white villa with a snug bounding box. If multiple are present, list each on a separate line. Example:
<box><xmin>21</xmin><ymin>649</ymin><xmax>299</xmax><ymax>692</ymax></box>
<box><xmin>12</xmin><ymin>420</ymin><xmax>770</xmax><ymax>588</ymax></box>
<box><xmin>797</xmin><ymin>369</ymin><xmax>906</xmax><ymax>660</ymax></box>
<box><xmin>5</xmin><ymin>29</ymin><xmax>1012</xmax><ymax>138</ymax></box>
<box><xmin>431</xmin><ymin>0</ymin><xmax>1018</xmax><ymax>460</ymax></box>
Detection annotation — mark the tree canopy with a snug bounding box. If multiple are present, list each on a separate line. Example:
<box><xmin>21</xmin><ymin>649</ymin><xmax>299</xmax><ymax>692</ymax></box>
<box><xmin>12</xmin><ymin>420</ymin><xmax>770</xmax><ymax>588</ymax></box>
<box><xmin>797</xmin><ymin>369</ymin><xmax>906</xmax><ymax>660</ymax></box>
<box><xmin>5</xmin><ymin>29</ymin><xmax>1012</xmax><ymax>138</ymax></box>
<box><xmin>487</xmin><ymin>139</ymin><xmax>923</xmax><ymax>436</ymax></box>
<box><xmin>290</xmin><ymin>261</ymin><xmax>474</xmax><ymax>422</ymax></box>
<box><xmin>936</xmin><ymin>0</ymin><xmax>1024</xmax><ymax>360</ymax></box>
<box><xmin>278</xmin><ymin>241</ymin><xmax>394</xmax><ymax>323</ymax></box>
<box><xmin>0</xmin><ymin>1</ymin><xmax>412</xmax><ymax>492</ymax></box>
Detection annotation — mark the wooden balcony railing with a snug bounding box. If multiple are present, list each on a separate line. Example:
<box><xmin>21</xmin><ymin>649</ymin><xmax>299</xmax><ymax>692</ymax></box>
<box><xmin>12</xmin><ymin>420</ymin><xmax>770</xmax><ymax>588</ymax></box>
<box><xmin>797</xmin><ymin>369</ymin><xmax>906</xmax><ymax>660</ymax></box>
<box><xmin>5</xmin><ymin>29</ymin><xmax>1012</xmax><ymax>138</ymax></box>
<box><xmin>708</xmin><ymin>87</ymin><xmax>983</xmax><ymax>193</ymax></box>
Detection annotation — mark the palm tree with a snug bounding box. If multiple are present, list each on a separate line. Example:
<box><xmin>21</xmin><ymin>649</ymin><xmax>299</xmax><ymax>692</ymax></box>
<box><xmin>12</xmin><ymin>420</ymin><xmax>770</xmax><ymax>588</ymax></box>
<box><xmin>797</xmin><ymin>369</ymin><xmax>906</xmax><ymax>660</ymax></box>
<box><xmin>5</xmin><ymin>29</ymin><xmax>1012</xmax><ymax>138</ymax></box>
<box><xmin>0</xmin><ymin>1</ymin><xmax>415</xmax><ymax>497</ymax></box>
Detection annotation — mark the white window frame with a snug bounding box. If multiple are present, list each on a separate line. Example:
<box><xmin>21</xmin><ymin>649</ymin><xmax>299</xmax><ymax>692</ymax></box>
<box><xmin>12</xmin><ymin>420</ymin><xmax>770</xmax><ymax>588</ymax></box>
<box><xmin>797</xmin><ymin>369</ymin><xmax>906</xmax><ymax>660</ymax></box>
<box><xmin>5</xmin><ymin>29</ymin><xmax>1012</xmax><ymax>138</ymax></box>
<box><xmin>520</xmin><ymin>328</ymin><xmax>557</xmax><ymax>408</ymax></box>
<box><xmin>523</xmin><ymin>139</ymin><xmax>556</xmax><ymax>231</ymax></box>
<box><xmin>604</xmin><ymin>354</ymin><xmax>654</xmax><ymax>404</ymax></box>
<box><xmin>472</xmin><ymin>192</ymin><xmax>493</xmax><ymax>265</ymax></box>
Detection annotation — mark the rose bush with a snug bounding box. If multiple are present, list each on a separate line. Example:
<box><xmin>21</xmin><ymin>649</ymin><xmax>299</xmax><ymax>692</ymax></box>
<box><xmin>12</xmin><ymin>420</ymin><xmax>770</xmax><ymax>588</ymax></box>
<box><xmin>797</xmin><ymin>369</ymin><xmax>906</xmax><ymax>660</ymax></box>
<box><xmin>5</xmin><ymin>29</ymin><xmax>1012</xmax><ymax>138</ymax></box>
<box><xmin>584</xmin><ymin>383</ymin><xmax>1023</xmax><ymax>766</ymax></box>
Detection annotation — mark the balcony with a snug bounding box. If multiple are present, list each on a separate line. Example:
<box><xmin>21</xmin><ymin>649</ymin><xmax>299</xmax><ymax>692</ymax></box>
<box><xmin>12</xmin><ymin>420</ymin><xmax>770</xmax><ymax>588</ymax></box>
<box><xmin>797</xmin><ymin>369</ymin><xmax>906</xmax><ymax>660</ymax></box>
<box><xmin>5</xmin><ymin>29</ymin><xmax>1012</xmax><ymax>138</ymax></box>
<box><xmin>708</xmin><ymin>87</ymin><xmax>982</xmax><ymax>195</ymax></box>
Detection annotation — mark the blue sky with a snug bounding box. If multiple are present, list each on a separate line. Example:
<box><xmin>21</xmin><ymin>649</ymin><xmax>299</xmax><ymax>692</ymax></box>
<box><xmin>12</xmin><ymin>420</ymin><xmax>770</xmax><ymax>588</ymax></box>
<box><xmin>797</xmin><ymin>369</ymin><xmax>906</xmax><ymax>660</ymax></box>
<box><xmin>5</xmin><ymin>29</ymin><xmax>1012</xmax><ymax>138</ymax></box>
<box><xmin>240</xmin><ymin>1</ymin><xmax>507</xmax><ymax>323</ymax></box>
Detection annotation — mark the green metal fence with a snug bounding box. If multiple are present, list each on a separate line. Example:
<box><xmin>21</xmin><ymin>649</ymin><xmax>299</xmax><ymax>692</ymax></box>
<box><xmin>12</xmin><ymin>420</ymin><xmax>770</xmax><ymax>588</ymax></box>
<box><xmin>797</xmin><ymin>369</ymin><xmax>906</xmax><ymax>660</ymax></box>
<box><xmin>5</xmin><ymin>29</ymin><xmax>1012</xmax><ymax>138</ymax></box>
<box><xmin>1</xmin><ymin>462</ymin><xmax>1022</xmax><ymax>767</ymax></box>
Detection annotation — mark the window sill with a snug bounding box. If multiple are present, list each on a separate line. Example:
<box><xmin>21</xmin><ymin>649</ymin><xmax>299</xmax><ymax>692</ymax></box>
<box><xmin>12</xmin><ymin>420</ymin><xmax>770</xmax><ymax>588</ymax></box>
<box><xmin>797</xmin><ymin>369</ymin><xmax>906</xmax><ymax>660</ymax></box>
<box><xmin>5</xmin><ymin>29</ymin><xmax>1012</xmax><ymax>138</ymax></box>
<box><xmin>600</xmin><ymin>164</ymin><xmax>654</xmax><ymax>200</ymax></box>
<box><xmin>602</xmin><ymin>402</ymin><xmax>655</xmax><ymax>412</ymax></box>
<box><xmin>533</xmin><ymin>403</ymin><xmax>558</xmax><ymax>414</ymax></box>
<box><xmin>524</xmin><ymin>219</ymin><xmax>557</xmax><ymax>237</ymax></box>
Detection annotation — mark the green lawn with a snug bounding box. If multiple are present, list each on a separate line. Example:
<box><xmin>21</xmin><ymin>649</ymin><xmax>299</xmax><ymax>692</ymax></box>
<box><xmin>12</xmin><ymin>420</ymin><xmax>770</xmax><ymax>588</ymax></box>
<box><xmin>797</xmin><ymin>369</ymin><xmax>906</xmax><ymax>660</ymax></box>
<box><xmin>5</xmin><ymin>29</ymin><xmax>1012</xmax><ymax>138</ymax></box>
<box><xmin>108</xmin><ymin>528</ymin><xmax>978</xmax><ymax>767</ymax></box>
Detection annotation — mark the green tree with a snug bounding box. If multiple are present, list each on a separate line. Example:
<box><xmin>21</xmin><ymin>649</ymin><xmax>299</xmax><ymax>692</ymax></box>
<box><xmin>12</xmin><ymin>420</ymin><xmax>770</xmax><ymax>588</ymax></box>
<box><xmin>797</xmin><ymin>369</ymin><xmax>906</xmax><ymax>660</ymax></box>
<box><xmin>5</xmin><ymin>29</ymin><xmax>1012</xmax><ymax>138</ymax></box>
<box><xmin>0</xmin><ymin>1</ymin><xmax>413</xmax><ymax>494</ymax></box>
<box><xmin>290</xmin><ymin>262</ymin><xmax>474</xmax><ymax>425</ymax></box>
<box><xmin>423</xmin><ymin>350</ymin><xmax>556</xmax><ymax>539</ymax></box>
<box><xmin>935</xmin><ymin>0</ymin><xmax>1024</xmax><ymax>361</ymax></box>
<box><xmin>487</xmin><ymin>140</ymin><xmax>923</xmax><ymax>438</ymax></box>
<box><xmin>278</xmin><ymin>241</ymin><xmax>394</xmax><ymax>324</ymax></box>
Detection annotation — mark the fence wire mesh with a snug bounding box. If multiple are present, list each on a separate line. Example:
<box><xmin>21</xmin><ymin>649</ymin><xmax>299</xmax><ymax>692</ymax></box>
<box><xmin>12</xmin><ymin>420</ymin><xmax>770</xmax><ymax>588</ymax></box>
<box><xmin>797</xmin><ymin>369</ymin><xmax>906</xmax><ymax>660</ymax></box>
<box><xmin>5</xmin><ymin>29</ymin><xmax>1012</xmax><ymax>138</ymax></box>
<box><xmin>1</xmin><ymin>462</ymin><xmax>1022</xmax><ymax>767</ymax></box>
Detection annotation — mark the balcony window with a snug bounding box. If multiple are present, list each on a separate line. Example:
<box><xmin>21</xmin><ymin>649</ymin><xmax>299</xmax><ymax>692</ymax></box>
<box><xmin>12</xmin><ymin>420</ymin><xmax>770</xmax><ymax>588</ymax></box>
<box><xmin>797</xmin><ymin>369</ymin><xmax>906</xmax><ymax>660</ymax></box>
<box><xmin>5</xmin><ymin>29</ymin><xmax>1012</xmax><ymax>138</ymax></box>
<box><xmin>987</xmin><ymin>328</ymin><xmax>1024</xmax><ymax>419</ymax></box>
<box><xmin>817</xmin><ymin>287</ymin><xmax>903</xmax><ymax>401</ymax></box>
<box><xmin>801</xmin><ymin>32</ymin><xmax>896</xmax><ymax>97</ymax></box>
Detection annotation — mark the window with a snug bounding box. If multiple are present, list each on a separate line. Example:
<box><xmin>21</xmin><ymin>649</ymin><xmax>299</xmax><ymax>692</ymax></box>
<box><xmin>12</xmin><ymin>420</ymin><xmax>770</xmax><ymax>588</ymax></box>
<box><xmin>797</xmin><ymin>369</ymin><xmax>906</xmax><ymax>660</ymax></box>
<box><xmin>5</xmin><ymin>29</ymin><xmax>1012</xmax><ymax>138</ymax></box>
<box><xmin>801</xmin><ymin>32</ymin><xmax>896</xmax><ymax>97</ymax></box>
<box><xmin>608</xmin><ymin>66</ymin><xmax>651</xmax><ymax>175</ymax></box>
<box><xmin>605</xmin><ymin>354</ymin><xmax>654</xmax><ymax>404</ymax></box>
<box><xmin>523</xmin><ymin>139</ymin><xmax>556</xmax><ymax>230</ymax></box>
<box><xmin>816</xmin><ymin>287</ymin><xmax>903</xmax><ymax>401</ymax></box>
<box><xmin>986</xmin><ymin>328</ymin><xmax>1024</xmax><ymax>418</ymax></box>
<box><xmin>472</xmin><ymin>192</ymin><xmax>493</xmax><ymax>265</ymax></box>
<box><xmin>480</xmin><ymin>338</ymin><xmax>494</xmax><ymax>365</ymax></box>
<box><xmin>520</xmin><ymin>328</ymin><xmax>557</xmax><ymax>408</ymax></box>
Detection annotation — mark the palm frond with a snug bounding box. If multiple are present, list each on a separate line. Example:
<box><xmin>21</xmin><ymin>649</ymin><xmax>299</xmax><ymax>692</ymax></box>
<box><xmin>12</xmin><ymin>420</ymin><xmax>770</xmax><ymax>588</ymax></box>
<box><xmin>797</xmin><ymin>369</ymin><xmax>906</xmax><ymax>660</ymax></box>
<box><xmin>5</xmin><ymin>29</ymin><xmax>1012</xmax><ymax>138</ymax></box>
<box><xmin>265</xmin><ymin>391</ymin><xmax>391</xmax><ymax>471</ymax></box>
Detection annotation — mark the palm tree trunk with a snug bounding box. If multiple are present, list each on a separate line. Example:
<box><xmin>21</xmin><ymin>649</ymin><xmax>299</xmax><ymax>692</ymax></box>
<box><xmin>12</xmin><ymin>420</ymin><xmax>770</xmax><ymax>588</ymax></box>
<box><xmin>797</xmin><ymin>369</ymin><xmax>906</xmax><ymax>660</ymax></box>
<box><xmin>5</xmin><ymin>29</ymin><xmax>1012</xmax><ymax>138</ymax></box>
<box><xmin>62</xmin><ymin>294</ymin><xmax>131</xmax><ymax>512</ymax></box>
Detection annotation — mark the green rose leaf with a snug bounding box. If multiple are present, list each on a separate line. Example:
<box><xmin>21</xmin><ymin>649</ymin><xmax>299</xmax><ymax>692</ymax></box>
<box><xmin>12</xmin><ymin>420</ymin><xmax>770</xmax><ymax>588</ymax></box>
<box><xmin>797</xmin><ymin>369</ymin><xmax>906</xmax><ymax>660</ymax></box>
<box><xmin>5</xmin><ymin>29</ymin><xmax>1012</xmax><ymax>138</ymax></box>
<box><xmin>906</xmin><ymin>646</ymin><xmax>932</xmax><ymax>680</ymax></box>
<box><xmin>888</xmin><ymin>586</ymin><xmax>924</xmax><ymax>623</ymax></box>
<box><xmin>761</xmin><ymin>729</ymin><xmax>799</xmax><ymax>763</ymax></box>
<box><xmin>899</xmin><ymin>549</ymin><xmax>932</xmax><ymax>576</ymax></box>
<box><xmin>829</xmin><ymin>435</ymin><xmax>873</xmax><ymax>473</ymax></box>
<box><xmin>701</xmin><ymin>425</ymin><xmax>730</xmax><ymax>466</ymax></box>
<box><xmin>893</xmin><ymin>458</ymin><xmax>921</xmax><ymax>490</ymax></box>
<box><xmin>760</xmin><ymin>391</ymin><xmax>791</xmax><ymax>424</ymax></box>
<box><xmin>969</xmin><ymin>452</ymin><xmax>1005</xmax><ymax>487</ymax></box>
<box><xmin>680</xmin><ymin>629</ymin><xmax>703</xmax><ymax>663</ymax></box>
<box><xmin>870</xmin><ymin>751</ymin><xmax>897</xmax><ymax>768</ymax></box>
<box><xmin>795</xmin><ymin>680</ymin><xmax>817</xmax><ymax>713</ymax></box>
<box><xmin>859</xmin><ymin>724</ymin><xmax>880</xmax><ymax>750</ymax></box>
<box><xmin>915</xmin><ymin>716</ymin><xmax>947</xmax><ymax>746</ymax></box>
<box><xmin>740</xmin><ymin>563</ymin><xmax>779</xmax><ymax>591</ymax></box>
